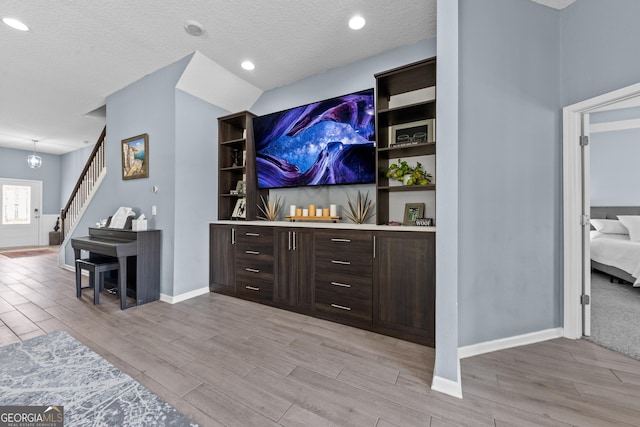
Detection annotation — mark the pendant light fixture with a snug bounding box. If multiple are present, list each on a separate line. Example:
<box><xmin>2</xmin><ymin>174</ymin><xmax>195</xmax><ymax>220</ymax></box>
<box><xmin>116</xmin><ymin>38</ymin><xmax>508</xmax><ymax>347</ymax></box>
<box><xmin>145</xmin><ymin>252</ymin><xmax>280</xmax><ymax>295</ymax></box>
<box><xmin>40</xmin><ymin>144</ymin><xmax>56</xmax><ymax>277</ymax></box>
<box><xmin>27</xmin><ymin>139</ymin><xmax>42</xmax><ymax>168</ymax></box>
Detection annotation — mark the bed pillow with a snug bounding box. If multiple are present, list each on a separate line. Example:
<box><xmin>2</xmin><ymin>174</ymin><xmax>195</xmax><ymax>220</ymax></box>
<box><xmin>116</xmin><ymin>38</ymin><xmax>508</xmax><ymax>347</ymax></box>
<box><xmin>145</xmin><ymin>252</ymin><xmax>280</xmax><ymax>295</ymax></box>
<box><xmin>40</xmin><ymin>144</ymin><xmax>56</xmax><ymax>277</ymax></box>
<box><xmin>617</xmin><ymin>216</ymin><xmax>640</xmax><ymax>241</ymax></box>
<box><xmin>590</xmin><ymin>218</ymin><xmax>629</xmax><ymax>235</ymax></box>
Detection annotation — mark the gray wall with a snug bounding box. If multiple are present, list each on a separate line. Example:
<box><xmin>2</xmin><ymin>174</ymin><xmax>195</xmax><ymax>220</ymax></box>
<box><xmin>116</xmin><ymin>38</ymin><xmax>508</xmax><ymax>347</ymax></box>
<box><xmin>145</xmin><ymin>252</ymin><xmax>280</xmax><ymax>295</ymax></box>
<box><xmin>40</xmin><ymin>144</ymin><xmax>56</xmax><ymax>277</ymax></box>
<box><xmin>457</xmin><ymin>0</ymin><xmax>562</xmax><ymax>346</ymax></box>
<box><xmin>64</xmin><ymin>54</ymin><xmax>192</xmax><ymax>297</ymax></box>
<box><xmin>0</xmin><ymin>146</ymin><xmax>62</xmax><ymax>214</ymax></box>
<box><xmin>561</xmin><ymin>0</ymin><xmax>640</xmax><ymax>107</ymax></box>
<box><xmin>590</xmin><ymin>128</ymin><xmax>640</xmax><ymax>206</ymax></box>
<box><xmin>173</xmin><ymin>90</ymin><xmax>228</xmax><ymax>295</ymax></box>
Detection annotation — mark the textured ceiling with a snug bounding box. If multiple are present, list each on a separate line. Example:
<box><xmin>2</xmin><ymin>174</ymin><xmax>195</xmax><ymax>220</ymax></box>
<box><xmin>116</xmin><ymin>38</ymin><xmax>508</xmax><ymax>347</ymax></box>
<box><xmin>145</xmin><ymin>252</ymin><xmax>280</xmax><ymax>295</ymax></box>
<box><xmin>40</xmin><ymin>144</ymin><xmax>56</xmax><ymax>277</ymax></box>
<box><xmin>0</xmin><ymin>0</ymin><xmax>572</xmax><ymax>155</ymax></box>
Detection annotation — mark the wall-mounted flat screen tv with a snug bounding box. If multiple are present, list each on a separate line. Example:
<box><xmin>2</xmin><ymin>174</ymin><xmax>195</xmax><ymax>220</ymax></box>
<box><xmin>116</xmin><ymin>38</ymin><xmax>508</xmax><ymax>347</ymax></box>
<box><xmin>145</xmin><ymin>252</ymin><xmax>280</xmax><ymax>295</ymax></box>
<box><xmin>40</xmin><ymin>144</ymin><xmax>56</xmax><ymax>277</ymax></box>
<box><xmin>253</xmin><ymin>88</ymin><xmax>376</xmax><ymax>189</ymax></box>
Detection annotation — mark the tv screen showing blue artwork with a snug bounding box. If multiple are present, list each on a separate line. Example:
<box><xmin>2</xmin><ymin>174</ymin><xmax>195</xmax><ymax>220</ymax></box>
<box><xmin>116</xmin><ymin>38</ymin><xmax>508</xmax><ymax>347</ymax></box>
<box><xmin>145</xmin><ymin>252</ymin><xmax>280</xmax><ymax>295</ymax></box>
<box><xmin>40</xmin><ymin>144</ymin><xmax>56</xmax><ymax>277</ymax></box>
<box><xmin>253</xmin><ymin>88</ymin><xmax>376</xmax><ymax>189</ymax></box>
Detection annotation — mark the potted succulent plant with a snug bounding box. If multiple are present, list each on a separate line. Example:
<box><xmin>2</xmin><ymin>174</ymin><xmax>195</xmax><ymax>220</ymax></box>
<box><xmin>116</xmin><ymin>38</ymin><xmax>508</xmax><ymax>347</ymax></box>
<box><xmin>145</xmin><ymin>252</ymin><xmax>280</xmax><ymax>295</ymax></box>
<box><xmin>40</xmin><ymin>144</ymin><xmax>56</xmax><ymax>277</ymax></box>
<box><xmin>385</xmin><ymin>159</ymin><xmax>432</xmax><ymax>186</ymax></box>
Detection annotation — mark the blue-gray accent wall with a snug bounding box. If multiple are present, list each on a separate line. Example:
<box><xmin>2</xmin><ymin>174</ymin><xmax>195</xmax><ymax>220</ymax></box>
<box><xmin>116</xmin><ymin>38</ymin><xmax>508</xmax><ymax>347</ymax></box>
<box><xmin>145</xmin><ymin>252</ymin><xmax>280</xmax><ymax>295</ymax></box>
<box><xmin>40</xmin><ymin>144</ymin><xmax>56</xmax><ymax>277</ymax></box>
<box><xmin>457</xmin><ymin>0</ymin><xmax>562</xmax><ymax>346</ymax></box>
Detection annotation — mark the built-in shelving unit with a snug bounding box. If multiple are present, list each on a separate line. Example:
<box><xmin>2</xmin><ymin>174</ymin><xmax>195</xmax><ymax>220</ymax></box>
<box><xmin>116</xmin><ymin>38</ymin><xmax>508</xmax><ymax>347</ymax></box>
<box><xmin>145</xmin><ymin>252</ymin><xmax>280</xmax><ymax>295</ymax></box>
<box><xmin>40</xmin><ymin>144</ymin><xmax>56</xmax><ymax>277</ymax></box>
<box><xmin>375</xmin><ymin>57</ymin><xmax>437</xmax><ymax>225</ymax></box>
<box><xmin>217</xmin><ymin>111</ymin><xmax>266</xmax><ymax>220</ymax></box>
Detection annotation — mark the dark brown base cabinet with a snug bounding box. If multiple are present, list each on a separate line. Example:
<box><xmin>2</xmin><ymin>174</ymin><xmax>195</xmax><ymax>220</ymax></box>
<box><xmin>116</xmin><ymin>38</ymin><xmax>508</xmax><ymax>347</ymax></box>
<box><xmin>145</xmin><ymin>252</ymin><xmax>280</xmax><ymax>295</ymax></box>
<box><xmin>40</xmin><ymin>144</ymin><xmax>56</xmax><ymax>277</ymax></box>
<box><xmin>209</xmin><ymin>223</ymin><xmax>435</xmax><ymax>347</ymax></box>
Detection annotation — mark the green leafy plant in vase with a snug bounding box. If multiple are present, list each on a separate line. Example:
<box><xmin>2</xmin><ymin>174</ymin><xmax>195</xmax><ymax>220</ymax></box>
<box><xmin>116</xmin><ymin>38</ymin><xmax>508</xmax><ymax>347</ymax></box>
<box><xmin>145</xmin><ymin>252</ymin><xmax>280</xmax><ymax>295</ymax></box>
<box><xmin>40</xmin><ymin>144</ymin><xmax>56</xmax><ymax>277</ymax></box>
<box><xmin>385</xmin><ymin>159</ymin><xmax>432</xmax><ymax>186</ymax></box>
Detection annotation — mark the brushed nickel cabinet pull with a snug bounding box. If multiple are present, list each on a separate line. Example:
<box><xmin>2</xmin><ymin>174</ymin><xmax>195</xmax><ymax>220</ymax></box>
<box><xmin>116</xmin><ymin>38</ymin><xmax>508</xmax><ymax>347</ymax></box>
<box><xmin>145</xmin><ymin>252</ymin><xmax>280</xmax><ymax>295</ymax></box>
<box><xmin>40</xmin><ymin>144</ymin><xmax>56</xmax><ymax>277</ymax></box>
<box><xmin>245</xmin><ymin>250</ymin><xmax>260</xmax><ymax>255</ymax></box>
<box><xmin>246</xmin><ymin>232</ymin><xmax>260</xmax><ymax>237</ymax></box>
<box><xmin>245</xmin><ymin>286</ymin><xmax>260</xmax><ymax>291</ymax></box>
<box><xmin>331</xmin><ymin>238</ymin><xmax>351</xmax><ymax>243</ymax></box>
<box><xmin>288</xmin><ymin>231</ymin><xmax>291</xmax><ymax>251</ymax></box>
<box><xmin>293</xmin><ymin>231</ymin><xmax>297</xmax><ymax>251</ymax></box>
<box><xmin>245</xmin><ymin>268</ymin><xmax>260</xmax><ymax>273</ymax></box>
<box><xmin>331</xmin><ymin>260</ymin><xmax>351</xmax><ymax>265</ymax></box>
<box><xmin>331</xmin><ymin>304</ymin><xmax>351</xmax><ymax>311</ymax></box>
<box><xmin>231</xmin><ymin>228</ymin><xmax>236</xmax><ymax>244</ymax></box>
<box><xmin>373</xmin><ymin>235</ymin><xmax>376</xmax><ymax>258</ymax></box>
<box><xmin>331</xmin><ymin>281</ymin><xmax>351</xmax><ymax>288</ymax></box>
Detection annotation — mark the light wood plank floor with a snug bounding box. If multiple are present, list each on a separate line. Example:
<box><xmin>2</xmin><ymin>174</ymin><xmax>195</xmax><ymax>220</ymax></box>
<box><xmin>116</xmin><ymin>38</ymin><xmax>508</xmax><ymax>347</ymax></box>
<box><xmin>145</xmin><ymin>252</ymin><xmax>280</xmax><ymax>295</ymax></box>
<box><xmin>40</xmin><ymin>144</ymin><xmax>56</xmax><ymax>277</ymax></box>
<box><xmin>2</xmin><ymin>251</ymin><xmax>640</xmax><ymax>426</ymax></box>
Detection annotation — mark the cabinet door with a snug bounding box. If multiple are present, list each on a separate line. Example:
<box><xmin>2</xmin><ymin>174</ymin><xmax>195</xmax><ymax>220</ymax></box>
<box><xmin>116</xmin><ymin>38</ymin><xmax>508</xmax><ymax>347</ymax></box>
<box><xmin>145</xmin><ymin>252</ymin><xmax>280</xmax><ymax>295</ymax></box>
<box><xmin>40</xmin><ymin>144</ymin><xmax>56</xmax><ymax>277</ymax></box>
<box><xmin>209</xmin><ymin>224</ymin><xmax>235</xmax><ymax>293</ymax></box>
<box><xmin>274</xmin><ymin>228</ymin><xmax>314</xmax><ymax>309</ymax></box>
<box><xmin>375</xmin><ymin>232</ymin><xmax>435</xmax><ymax>336</ymax></box>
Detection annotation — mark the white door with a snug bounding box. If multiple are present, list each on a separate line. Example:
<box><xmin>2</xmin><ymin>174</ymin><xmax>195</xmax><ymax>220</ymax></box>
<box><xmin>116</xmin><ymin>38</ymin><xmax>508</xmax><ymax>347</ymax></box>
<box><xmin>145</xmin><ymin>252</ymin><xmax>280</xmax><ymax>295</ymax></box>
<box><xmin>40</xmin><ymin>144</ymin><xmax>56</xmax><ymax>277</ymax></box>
<box><xmin>0</xmin><ymin>178</ymin><xmax>42</xmax><ymax>248</ymax></box>
<box><xmin>580</xmin><ymin>114</ymin><xmax>591</xmax><ymax>336</ymax></box>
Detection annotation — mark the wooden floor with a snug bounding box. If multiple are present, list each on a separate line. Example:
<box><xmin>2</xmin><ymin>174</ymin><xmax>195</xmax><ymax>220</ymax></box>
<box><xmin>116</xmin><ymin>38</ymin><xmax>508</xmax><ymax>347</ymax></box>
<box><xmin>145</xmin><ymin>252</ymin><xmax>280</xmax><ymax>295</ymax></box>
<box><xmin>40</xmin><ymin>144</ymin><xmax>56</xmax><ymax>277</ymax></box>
<box><xmin>2</xmin><ymin>252</ymin><xmax>640</xmax><ymax>427</ymax></box>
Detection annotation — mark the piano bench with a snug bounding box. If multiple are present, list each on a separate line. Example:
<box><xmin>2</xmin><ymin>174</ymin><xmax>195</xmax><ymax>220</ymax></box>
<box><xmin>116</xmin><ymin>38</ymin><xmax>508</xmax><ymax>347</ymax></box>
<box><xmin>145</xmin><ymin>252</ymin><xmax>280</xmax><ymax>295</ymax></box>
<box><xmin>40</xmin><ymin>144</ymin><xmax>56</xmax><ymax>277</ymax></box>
<box><xmin>75</xmin><ymin>258</ymin><xmax>119</xmax><ymax>305</ymax></box>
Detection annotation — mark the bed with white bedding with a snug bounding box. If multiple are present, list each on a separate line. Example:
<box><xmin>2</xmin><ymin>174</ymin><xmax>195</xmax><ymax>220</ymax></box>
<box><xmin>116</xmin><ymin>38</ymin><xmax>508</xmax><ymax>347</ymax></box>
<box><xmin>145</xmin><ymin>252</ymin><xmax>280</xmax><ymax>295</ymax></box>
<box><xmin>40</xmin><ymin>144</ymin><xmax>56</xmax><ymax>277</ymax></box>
<box><xmin>590</xmin><ymin>206</ymin><xmax>640</xmax><ymax>287</ymax></box>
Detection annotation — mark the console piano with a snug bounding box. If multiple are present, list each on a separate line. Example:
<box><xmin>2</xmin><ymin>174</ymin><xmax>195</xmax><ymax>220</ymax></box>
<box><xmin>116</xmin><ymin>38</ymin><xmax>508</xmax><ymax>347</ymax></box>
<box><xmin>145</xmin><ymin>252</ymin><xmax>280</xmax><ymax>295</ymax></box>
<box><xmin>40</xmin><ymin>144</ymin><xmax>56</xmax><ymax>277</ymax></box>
<box><xmin>71</xmin><ymin>227</ymin><xmax>161</xmax><ymax>309</ymax></box>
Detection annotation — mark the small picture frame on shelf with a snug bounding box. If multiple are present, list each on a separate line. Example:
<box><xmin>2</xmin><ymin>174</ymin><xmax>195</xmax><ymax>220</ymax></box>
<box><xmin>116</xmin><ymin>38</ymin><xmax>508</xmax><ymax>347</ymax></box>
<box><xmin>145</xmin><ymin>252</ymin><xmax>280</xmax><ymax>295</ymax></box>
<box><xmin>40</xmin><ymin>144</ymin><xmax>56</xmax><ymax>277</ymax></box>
<box><xmin>403</xmin><ymin>203</ymin><xmax>425</xmax><ymax>226</ymax></box>
<box><xmin>235</xmin><ymin>180</ymin><xmax>246</xmax><ymax>195</ymax></box>
<box><xmin>389</xmin><ymin>119</ymin><xmax>434</xmax><ymax>147</ymax></box>
<box><xmin>232</xmin><ymin>198</ymin><xmax>247</xmax><ymax>219</ymax></box>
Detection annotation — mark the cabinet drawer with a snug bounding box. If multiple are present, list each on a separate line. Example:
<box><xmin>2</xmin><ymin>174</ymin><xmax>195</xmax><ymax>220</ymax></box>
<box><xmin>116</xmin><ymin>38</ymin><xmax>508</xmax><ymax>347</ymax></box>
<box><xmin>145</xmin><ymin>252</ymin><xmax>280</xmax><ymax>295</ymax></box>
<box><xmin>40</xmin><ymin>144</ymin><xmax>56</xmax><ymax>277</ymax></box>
<box><xmin>315</xmin><ymin>285</ymin><xmax>372</xmax><ymax>322</ymax></box>
<box><xmin>315</xmin><ymin>230</ymin><xmax>372</xmax><ymax>264</ymax></box>
<box><xmin>315</xmin><ymin>270</ymin><xmax>371</xmax><ymax>290</ymax></box>
<box><xmin>315</xmin><ymin>257</ymin><xmax>372</xmax><ymax>279</ymax></box>
<box><xmin>236</xmin><ymin>258</ymin><xmax>273</xmax><ymax>281</ymax></box>
<box><xmin>236</xmin><ymin>278</ymin><xmax>273</xmax><ymax>300</ymax></box>
<box><xmin>236</xmin><ymin>227</ymin><xmax>274</xmax><ymax>253</ymax></box>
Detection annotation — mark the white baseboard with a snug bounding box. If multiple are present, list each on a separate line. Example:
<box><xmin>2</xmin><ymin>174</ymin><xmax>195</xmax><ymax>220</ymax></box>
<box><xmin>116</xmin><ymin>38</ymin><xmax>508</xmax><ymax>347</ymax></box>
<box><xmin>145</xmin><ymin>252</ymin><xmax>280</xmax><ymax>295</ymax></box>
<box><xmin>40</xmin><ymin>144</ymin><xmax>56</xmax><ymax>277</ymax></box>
<box><xmin>458</xmin><ymin>327</ymin><xmax>564</xmax><ymax>359</ymax></box>
<box><xmin>431</xmin><ymin>376</ymin><xmax>462</xmax><ymax>398</ymax></box>
<box><xmin>160</xmin><ymin>286</ymin><xmax>210</xmax><ymax>304</ymax></box>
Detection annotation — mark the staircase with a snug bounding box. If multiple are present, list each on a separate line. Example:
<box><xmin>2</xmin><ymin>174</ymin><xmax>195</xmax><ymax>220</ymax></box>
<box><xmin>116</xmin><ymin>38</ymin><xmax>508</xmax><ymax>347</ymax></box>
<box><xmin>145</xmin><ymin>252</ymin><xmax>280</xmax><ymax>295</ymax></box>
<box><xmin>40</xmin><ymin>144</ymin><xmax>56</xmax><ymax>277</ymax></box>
<box><xmin>60</xmin><ymin>126</ymin><xmax>107</xmax><ymax>246</ymax></box>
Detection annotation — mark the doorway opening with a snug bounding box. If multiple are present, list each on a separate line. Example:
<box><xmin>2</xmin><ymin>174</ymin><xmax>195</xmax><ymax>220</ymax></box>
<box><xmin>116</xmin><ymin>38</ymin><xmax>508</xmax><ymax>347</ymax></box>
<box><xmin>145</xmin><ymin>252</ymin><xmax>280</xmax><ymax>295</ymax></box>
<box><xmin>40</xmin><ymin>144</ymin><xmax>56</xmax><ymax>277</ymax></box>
<box><xmin>563</xmin><ymin>82</ymin><xmax>640</xmax><ymax>341</ymax></box>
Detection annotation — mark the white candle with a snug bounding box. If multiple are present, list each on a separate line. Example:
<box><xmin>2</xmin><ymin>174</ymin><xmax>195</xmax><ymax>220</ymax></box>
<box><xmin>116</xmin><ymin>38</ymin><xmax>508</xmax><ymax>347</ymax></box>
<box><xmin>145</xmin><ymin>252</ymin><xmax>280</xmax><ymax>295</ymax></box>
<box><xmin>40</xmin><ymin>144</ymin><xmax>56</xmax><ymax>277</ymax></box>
<box><xmin>330</xmin><ymin>204</ymin><xmax>337</xmax><ymax>217</ymax></box>
<box><xmin>316</xmin><ymin>208</ymin><xmax>323</xmax><ymax>217</ymax></box>
<box><xmin>302</xmin><ymin>209</ymin><xmax>309</xmax><ymax>216</ymax></box>
<box><xmin>290</xmin><ymin>205</ymin><xmax>296</xmax><ymax>216</ymax></box>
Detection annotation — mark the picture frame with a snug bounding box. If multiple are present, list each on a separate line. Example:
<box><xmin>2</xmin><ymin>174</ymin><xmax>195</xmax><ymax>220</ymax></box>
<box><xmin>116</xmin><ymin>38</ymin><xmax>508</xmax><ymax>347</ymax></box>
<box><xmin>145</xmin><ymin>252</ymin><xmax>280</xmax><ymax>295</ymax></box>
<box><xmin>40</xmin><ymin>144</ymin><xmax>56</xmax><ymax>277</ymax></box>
<box><xmin>403</xmin><ymin>202</ymin><xmax>425</xmax><ymax>226</ymax></box>
<box><xmin>235</xmin><ymin>180</ymin><xmax>246</xmax><ymax>195</ymax></box>
<box><xmin>232</xmin><ymin>197</ymin><xmax>247</xmax><ymax>219</ymax></box>
<box><xmin>389</xmin><ymin>119</ymin><xmax>434</xmax><ymax>146</ymax></box>
<box><xmin>121</xmin><ymin>133</ymin><xmax>149</xmax><ymax>180</ymax></box>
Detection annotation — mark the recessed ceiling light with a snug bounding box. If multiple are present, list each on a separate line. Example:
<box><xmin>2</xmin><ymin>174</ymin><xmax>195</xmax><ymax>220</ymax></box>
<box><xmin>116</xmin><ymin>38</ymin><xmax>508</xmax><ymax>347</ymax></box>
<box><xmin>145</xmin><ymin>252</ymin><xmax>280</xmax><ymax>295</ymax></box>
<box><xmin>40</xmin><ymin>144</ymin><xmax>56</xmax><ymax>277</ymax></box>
<box><xmin>348</xmin><ymin>15</ymin><xmax>365</xmax><ymax>30</ymax></box>
<box><xmin>2</xmin><ymin>17</ymin><xmax>29</xmax><ymax>31</ymax></box>
<box><xmin>184</xmin><ymin>20</ymin><xmax>203</xmax><ymax>36</ymax></box>
<box><xmin>241</xmin><ymin>61</ymin><xmax>255</xmax><ymax>71</ymax></box>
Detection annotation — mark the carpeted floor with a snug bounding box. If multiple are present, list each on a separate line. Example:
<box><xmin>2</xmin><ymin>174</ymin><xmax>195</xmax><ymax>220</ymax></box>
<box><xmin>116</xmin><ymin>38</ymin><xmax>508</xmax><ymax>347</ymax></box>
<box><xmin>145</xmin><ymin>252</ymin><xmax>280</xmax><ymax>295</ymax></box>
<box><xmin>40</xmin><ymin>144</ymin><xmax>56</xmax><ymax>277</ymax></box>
<box><xmin>587</xmin><ymin>271</ymin><xmax>640</xmax><ymax>361</ymax></box>
<box><xmin>0</xmin><ymin>248</ymin><xmax>57</xmax><ymax>258</ymax></box>
<box><xmin>0</xmin><ymin>330</ymin><xmax>198</xmax><ymax>426</ymax></box>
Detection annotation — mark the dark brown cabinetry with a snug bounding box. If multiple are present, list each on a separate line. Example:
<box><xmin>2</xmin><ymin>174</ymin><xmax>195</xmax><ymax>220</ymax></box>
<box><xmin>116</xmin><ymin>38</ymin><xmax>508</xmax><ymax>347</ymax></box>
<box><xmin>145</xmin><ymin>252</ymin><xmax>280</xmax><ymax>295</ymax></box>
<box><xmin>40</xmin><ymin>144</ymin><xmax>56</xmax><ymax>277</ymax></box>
<box><xmin>209</xmin><ymin>223</ymin><xmax>435</xmax><ymax>346</ymax></box>
<box><xmin>209</xmin><ymin>224</ymin><xmax>235</xmax><ymax>294</ymax></box>
<box><xmin>374</xmin><ymin>231</ymin><xmax>435</xmax><ymax>345</ymax></box>
<box><xmin>274</xmin><ymin>228</ymin><xmax>314</xmax><ymax>309</ymax></box>
<box><xmin>217</xmin><ymin>111</ymin><xmax>266</xmax><ymax>220</ymax></box>
<box><xmin>235</xmin><ymin>226</ymin><xmax>274</xmax><ymax>301</ymax></box>
<box><xmin>314</xmin><ymin>230</ymin><xmax>373</xmax><ymax>323</ymax></box>
<box><xmin>375</xmin><ymin>58</ymin><xmax>437</xmax><ymax>225</ymax></box>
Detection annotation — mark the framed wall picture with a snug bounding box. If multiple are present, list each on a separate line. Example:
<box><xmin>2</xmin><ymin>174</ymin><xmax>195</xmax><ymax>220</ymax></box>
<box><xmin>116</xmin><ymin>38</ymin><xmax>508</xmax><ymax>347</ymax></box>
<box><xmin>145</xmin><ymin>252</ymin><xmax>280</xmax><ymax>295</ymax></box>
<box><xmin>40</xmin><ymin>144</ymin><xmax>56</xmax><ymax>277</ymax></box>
<box><xmin>232</xmin><ymin>198</ymin><xmax>247</xmax><ymax>219</ymax></box>
<box><xmin>389</xmin><ymin>119</ymin><xmax>434</xmax><ymax>146</ymax></box>
<box><xmin>121</xmin><ymin>133</ymin><xmax>149</xmax><ymax>180</ymax></box>
<box><xmin>403</xmin><ymin>202</ymin><xmax>425</xmax><ymax>226</ymax></box>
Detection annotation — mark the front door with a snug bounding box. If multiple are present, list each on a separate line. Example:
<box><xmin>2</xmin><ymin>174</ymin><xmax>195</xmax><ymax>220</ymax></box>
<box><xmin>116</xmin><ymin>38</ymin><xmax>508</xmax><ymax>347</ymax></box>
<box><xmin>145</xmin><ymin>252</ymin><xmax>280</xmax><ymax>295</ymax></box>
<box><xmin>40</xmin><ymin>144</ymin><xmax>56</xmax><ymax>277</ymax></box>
<box><xmin>0</xmin><ymin>178</ymin><xmax>42</xmax><ymax>248</ymax></box>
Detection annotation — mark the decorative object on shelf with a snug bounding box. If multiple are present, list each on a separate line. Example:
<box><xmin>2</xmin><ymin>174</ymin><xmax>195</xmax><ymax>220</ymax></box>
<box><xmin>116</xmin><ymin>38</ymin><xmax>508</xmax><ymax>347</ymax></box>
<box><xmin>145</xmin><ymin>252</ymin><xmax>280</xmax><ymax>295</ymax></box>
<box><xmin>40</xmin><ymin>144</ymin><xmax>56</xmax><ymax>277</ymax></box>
<box><xmin>290</xmin><ymin>205</ymin><xmax>297</xmax><ymax>216</ymax></box>
<box><xmin>416</xmin><ymin>217</ymin><xmax>434</xmax><ymax>226</ymax></box>
<box><xmin>232</xmin><ymin>148</ymin><xmax>241</xmax><ymax>167</ymax></box>
<box><xmin>258</xmin><ymin>195</ymin><xmax>282</xmax><ymax>221</ymax></box>
<box><xmin>344</xmin><ymin>191</ymin><xmax>375</xmax><ymax>224</ymax></box>
<box><xmin>285</xmin><ymin>215</ymin><xmax>341</xmax><ymax>223</ymax></box>
<box><xmin>403</xmin><ymin>203</ymin><xmax>425</xmax><ymax>226</ymax></box>
<box><xmin>385</xmin><ymin>159</ymin><xmax>432</xmax><ymax>186</ymax></box>
<box><xmin>121</xmin><ymin>133</ymin><xmax>149</xmax><ymax>180</ymax></box>
<box><xmin>27</xmin><ymin>139</ymin><xmax>42</xmax><ymax>168</ymax></box>
<box><xmin>235</xmin><ymin>180</ymin><xmax>246</xmax><ymax>195</ymax></box>
<box><xmin>389</xmin><ymin>119</ymin><xmax>434</xmax><ymax>146</ymax></box>
<box><xmin>231</xmin><ymin>198</ymin><xmax>247</xmax><ymax>219</ymax></box>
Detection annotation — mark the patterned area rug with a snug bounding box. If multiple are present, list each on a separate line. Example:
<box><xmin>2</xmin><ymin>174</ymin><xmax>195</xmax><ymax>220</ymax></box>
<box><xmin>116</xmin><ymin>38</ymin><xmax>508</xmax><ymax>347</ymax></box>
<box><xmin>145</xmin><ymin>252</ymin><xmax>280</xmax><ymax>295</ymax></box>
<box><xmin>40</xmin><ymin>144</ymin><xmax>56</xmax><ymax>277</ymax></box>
<box><xmin>0</xmin><ymin>248</ymin><xmax>57</xmax><ymax>258</ymax></box>
<box><xmin>0</xmin><ymin>331</ymin><xmax>198</xmax><ymax>426</ymax></box>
